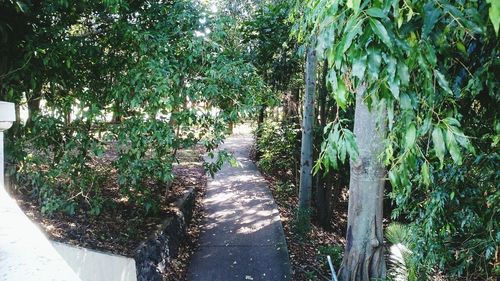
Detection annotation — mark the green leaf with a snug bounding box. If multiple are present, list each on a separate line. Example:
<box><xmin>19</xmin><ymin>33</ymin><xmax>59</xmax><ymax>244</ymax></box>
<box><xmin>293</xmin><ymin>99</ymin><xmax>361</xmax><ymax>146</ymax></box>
<box><xmin>387</xmin><ymin>100</ymin><xmax>394</xmax><ymax>130</ymax></box>
<box><xmin>335</xmin><ymin>41</ymin><xmax>346</xmax><ymax>68</ymax></box>
<box><xmin>15</xmin><ymin>1</ymin><xmax>28</xmax><ymax>12</ymax></box>
<box><xmin>327</xmin><ymin>145</ymin><xmax>338</xmax><ymax>169</ymax></box>
<box><xmin>229</xmin><ymin>157</ymin><xmax>239</xmax><ymax>167</ymax></box>
<box><xmin>423</xmin><ymin>42</ymin><xmax>437</xmax><ymax>66</ymax></box>
<box><xmin>327</xmin><ymin>47</ymin><xmax>335</xmax><ymax>67</ymax></box>
<box><xmin>367</xmin><ymin>48</ymin><xmax>382</xmax><ymax>81</ymax></box>
<box><xmin>335</xmin><ymin>78</ymin><xmax>348</xmax><ymax>109</ymax></box>
<box><xmin>419</xmin><ymin>117</ymin><xmax>432</xmax><ymax>135</ymax></box>
<box><xmin>487</xmin><ymin>0</ymin><xmax>500</xmax><ymax>35</ymax></box>
<box><xmin>365</xmin><ymin>8</ymin><xmax>387</xmax><ymax>19</ymax></box>
<box><xmin>432</xmin><ymin>127</ymin><xmax>446</xmax><ymax>166</ymax></box>
<box><xmin>346</xmin><ymin>0</ymin><xmax>361</xmax><ymax>14</ymax></box>
<box><xmin>453</xmin><ymin>128</ymin><xmax>474</xmax><ymax>153</ymax></box>
<box><xmin>388</xmin><ymin>170</ymin><xmax>399</xmax><ymax>187</ymax></box>
<box><xmin>339</xmin><ymin>139</ymin><xmax>347</xmax><ymax>163</ymax></box>
<box><xmin>387</xmin><ymin>56</ymin><xmax>399</xmax><ymax>99</ymax></box>
<box><xmin>369</xmin><ymin>19</ymin><xmax>393</xmax><ymax>48</ymax></box>
<box><xmin>434</xmin><ymin>70</ymin><xmax>453</xmax><ymax>95</ymax></box>
<box><xmin>332</xmin><ymin>123</ymin><xmax>340</xmax><ymax>142</ymax></box>
<box><xmin>446</xmin><ymin>129</ymin><xmax>462</xmax><ymax>165</ymax></box>
<box><xmin>386</xmin><ymin>56</ymin><xmax>397</xmax><ymax>81</ymax></box>
<box><xmin>388</xmin><ymin>79</ymin><xmax>400</xmax><ymax>99</ymax></box>
<box><xmin>405</xmin><ymin>123</ymin><xmax>416</xmax><ymax>149</ymax></box>
<box><xmin>343</xmin><ymin>21</ymin><xmax>362</xmax><ymax>53</ymax></box>
<box><xmin>327</xmin><ymin>69</ymin><xmax>338</xmax><ymax>90</ymax></box>
<box><xmin>313</xmin><ymin>159</ymin><xmax>322</xmax><ymax>175</ymax></box>
<box><xmin>421</xmin><ymin>162</ymin><xmax>430</xmax><ymax>186</ymax></box>
<box><xmin>337</xmin><ymin>18</ymin><xmax>364</xmax><ymax>67</ymax></box>
<box><xmin>344</xmin><ymin>129</ymin><xmax>359</xmax><ymax>161</ymax></box>
<box><xmin>400</xmin><ymin>168</ymin><xmax>410</xmax><ymax>187</ymax></box>
<box><xmin>352</xmin><ymin>54</ymin><xmax>367</xmax><ymax>79</ymax></box>
<box><xmin>406</xmin><ymin>7</ymin><xmax>415</xmax><ymax>22</ymax></box>
<box><xmin>397</xmin><ymin>62</ymin><xmax>410</xmax><ymax>86</ymax></box>
<box><xmin>422</xmin><ymin>2</ymin><xmax>441</xmax><ymax>38</ymax></box>
<box><xmin>456</xmin><ymin>42</ymin><xmax>467</xmax><ymax>54</ymax></box>
<box><xmin>397</xmin><ymin>14</ymin><xmax>404</xmax><ymax>28</ymax></box>
<box><xmin>400</xmin><ymin>93</ymin><xmax>412</xmax><ymax>110</ymax></box>
<box><xmin>443</xmin><ymin>117</ymin><xmax>460</xmax><ymax>127</ymax></box>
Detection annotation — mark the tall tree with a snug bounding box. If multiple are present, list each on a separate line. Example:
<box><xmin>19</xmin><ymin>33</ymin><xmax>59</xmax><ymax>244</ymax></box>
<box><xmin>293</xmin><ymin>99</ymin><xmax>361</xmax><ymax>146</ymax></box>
<box><xmin>340</xmin><ymin>85</ymin><xmax>386</xmax><ymax>280</ymax></box>
<box><xmin>298</xmin><ymin>46</ymin><xmax>316</xmax><ymax>214</ymax></box>
<box><xmin>295</xmin><ymin>0</ymin><xmax>497</xmax><ymax>279</ymax></box>
<box><xmin>1</xmin><ymin>0</ymin><xmax>264</xmax><ymax>215</ymax></box>
<box><xmin>314</xmin><ymin>59</ymin><xmax>332</xmax><ymax>228</ymax></box>
<box><xmin>242</xmin><ymin>0</ymin><xmax>301</xmax><ymax>161</ymax></box>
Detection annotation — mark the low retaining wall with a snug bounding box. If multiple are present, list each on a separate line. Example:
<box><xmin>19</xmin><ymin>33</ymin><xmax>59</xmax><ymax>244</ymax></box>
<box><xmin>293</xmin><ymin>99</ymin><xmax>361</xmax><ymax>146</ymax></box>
<box><xmin>48</xmin><ymin>187</ymin><xmax>196</xmax><ymax>281</ymax></box>
<box><xmin>0</xmin><ymin>188</ymin><xmax>83</xmax><ymax>281</ymax></box>
<box><xmin>134</xmin><ymin>187</ymin><xmax>196</xmax><ymax>281</ymax></box>
<box><xmin>51</xmin><ymin>241</ymin><xmax>137</xmax><ymax>281</ymax></box>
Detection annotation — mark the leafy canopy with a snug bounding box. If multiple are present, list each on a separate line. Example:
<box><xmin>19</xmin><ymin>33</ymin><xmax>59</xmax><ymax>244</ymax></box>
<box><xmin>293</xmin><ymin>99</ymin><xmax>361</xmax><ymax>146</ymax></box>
<box><xmin>293</xmin><ymin>0</ymin><xmax>499</xmax><ymax>278</ymax></box>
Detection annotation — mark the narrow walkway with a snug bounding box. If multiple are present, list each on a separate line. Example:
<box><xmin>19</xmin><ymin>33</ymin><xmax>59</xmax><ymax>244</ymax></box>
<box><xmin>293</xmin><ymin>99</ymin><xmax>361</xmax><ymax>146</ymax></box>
<box><xmin>187</xmin><ymin>132</ymin><xmax>291</xmax><ymax>281</ymax></box>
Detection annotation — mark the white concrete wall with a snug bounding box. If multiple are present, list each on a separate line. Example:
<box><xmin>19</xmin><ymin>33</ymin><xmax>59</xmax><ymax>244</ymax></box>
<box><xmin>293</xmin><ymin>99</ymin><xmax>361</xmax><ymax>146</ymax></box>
<box><xmin>1</xmin><ymin>101</ymin><xmax>81</xmax><ymax>281</ymax></box>
<box><xmin>1</xmin><ymin>101</ymin><xmax>137</xmax><ymax>281</ymax></box>
<box><xmin>0</xmin><ymin>101</ymin><xmax>15</xmax><ymax>122</ymax></box>
<box><xmin>0</xmin><ymin>102</ymin><xmax>15</xmax><ymax>189</ymax></box>
<box><xmin>0</xmin><ymin>192</ymin><xmax>83</xmax><ymax>281</ymax></box>
<box><xmin>51</xmin><ymin>242</ymin><xmax>137</xmax><ymax>281</ymax></box>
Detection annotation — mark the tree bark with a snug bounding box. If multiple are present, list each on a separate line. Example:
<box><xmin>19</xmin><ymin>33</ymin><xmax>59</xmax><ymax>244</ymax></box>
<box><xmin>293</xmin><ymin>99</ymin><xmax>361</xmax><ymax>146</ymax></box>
<box><xmin>112</xmin><ymin>100</ymin><xmax>122</xmax><ymax>123</ymax></box>
<box><xmin>293</xmin><ymin>87</ymin><xmax>301</xmax><ymax>186</ymax></box>
<box><xmin>255</xmin><ymin>104</ymin><xmax>266</xmax><ymax>161</ymax></box>
<box><xmin>283</xmin><ymin>91</ymin><xmax>291</xmax><ymax>121</ymax></box>
<box><xmin>290</xmin><ymin>88</ymin><xmax>300</xmax><ymax>126</ymax></box>
<box><xmin>315</xmin><ymin>60</ymin><xmax>331</xmax><ymax>228</ymax></box>
<box><xmin>339</xmin><ymin>85</ymin><xmax>386</xmax><ymax>281</ymax></box>
<box><xmin>26</xmin><ymin>95</ymin><xmax>40</xmax><ymax>127</ymax></box>
<box><xmin>298</xmin><ymin>47</ymin><xmax>316</xmax><ymax>211</ymax></box>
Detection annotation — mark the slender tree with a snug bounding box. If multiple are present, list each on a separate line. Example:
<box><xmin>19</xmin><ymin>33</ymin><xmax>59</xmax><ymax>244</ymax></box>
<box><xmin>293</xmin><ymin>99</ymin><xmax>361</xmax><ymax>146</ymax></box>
<box><xmin>298</xmin><ymin>46</ymin><xmax>316</xmax><ymax>214</ymax></box>
<box><xmin>314</xmin><ymin>59</ymin><xmax>332</xmax><ymax>228</ymax></box>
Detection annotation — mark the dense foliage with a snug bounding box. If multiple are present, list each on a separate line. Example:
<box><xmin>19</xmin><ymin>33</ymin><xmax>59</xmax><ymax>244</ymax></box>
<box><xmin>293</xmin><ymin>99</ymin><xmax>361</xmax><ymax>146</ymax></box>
<box><xmin>1</xmin><ymin>0</ymin><xmax>263</xmax><ymax>214</ymax></box>
<box><xmin>1</xmin><ymin>0</ymin><xmax>499</xmax><ymax>279</ymax></box>
<box><xmin>294</xmin><ymin>0</ymin><xmax>499</xmax><ymax>278</ymax></box>
<box><xmin>256</xmin><ymin>120</ymin><xmax>298</xmax><ymax>181</ymax></box>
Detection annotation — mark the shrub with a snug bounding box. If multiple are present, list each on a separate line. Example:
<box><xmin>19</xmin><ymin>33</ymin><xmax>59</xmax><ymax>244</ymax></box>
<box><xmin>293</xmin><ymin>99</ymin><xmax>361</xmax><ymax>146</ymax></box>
<box><xmin>292</xmin><ymin>207</ymin><xmax>312</xmax><ymax>237</ymax></box>
<box><xmin>275</xmin><ymin>180</ymin><xmax>296</xmax><ymax>200</ymax></box>
<box><xmin>318</xmin><ymin>245</ymin><xmax>343</xmax><ymax>268</ymax></box>
<box><xmin>256</xmin><ymin>120</ymin><xmax>299</xmax><ymax>181</ymax></box>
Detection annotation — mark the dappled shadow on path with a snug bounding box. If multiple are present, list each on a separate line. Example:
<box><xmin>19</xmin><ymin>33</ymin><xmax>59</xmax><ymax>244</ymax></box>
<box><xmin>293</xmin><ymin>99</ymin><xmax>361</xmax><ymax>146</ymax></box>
<box><xmin>187</xmin><ymin>133</ymin><xmax>291</xmax><ymax>281</ymax></box>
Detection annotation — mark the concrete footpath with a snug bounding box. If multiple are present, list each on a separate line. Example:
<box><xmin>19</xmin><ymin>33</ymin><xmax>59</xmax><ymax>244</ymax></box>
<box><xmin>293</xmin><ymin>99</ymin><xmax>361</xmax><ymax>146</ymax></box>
<box><xmin>187</xmin><ymin>132</ymin><xmax>291</xmax><ymax>281</ymax></box>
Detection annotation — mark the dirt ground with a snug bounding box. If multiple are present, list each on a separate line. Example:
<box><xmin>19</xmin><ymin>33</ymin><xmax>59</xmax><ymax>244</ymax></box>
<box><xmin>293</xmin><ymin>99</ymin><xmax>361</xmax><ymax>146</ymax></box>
<box><xmin>9</xmin><ymin>145</ymin><xmax>207</xmax><ymax>281</ymax></box>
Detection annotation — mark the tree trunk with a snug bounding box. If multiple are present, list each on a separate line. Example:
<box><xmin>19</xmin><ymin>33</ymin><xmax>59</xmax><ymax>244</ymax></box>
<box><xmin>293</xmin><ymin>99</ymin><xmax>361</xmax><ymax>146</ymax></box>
<box><xmin>339</xmin><ymin>85</ymin><xmax>386</xmax><ymax>281</ymax></box>
<box><xmin>315</xmin><ymin>59</ymin><xmax>332</xmax><ymax>228</ymax></box>
<box><xmin>298</xmin><ymin>47</ymin><xmax>316</xmax><ymax>211</ymax></box>
<box><xmin>315</xmin><ymin>178</ymin><xmax>332</xmax><ymax>228</ymax></box>
<box><xmin>65</xmin><ymin>109</ymin><xmax>71</xmax><ymax>125</ymax></box>
<box><xmin>283</xmin><ymin>91</ymin><xmax>291</xmax><ymax>121</ymax></box>
<box><xmin>291</xmin><ymin>87</ymin><xmax>300</xmax><ymax>122</ymax></box>
<box><xmin>318</xmin><ymin>60</ymin><xmax>328</xmax><ymax>127</ymax></box>
<box><xmin>255</xmin><ymin>104</ymin><xmax>266</xmax><ymax>161</ymax></box>
<box><xmin>112</xmin><ymin>100</ymin><xmax>122</xmax><ymax>123</ymax></box>
<box><xmin>293</xmin><ymin>87</ymin><xmax>301</xmax><ymax>186</ymax></box>
<box><xmin>26</xmin><ymin>95</ymin><xmax>40</xmax><ymax>127</ymax></box>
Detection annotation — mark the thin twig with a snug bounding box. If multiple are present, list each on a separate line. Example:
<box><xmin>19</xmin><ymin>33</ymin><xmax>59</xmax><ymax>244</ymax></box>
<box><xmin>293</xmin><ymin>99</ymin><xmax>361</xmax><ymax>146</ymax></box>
<box><xmin>0</xmin><ymin>55</ymin><xmax>32</xmax><ymax>79</ymax></box>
